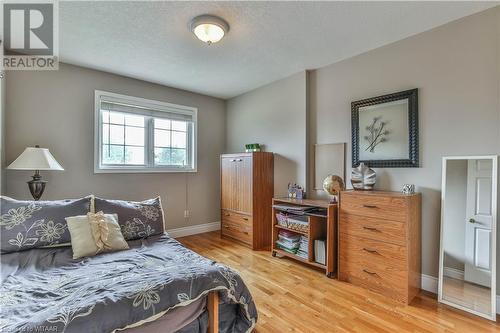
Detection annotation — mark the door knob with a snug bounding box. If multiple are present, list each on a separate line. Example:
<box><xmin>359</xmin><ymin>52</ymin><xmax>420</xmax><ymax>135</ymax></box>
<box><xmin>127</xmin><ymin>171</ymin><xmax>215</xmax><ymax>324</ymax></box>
<box><xmin>469</xmin><ymin>218</ymin><xmax>476</xmax><ymax>224</ymax></box>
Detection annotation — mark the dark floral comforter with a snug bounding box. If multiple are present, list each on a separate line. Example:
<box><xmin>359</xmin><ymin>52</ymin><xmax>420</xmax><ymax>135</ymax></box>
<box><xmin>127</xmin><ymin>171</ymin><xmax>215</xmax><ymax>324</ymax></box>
<box><xmin>0</xmin><ymin>234</ymin><xmax>257</xmax><ymax>333</ymax></box>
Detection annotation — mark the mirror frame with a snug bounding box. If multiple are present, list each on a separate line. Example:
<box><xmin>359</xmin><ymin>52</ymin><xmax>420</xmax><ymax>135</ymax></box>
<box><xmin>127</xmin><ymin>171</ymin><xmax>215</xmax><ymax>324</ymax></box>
<box><xmin>438</xmin><ymin>155</ymin><xmax>498</xmax><ymax>321</ymax></box>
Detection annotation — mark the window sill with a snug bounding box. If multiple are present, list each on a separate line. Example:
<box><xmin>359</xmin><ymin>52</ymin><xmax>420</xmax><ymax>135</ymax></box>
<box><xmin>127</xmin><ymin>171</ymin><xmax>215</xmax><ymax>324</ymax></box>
<box><xmin>94</xmin><ymin>167</ymin><xmax>197</xmax><ymax>174</ymax></box>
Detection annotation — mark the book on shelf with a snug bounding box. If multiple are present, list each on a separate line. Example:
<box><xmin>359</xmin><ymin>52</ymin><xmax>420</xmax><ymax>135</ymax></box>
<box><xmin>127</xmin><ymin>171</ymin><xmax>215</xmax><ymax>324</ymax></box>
<box><xmin>276</xmin><ymin>230</ymin><xmax>301</xmax><ymax>254</ymax></box>
<box><xmin>314</xmin><ymin>240</ymin><xmax>326</xmax><ymax>265</ymax></box>
<box><xmin>276</xmin><ymin>239</ymin><xmax>299</xmax><ymax>249</ymax></box>
<box><xmin>276</xmin><ymin>244</ymin><xmax>298</xmax><ymax>254</ymax></box>
<box><xmin>296</xmin><ymin>250</ymin><xmax>308</xmax><ymax>259</ymax></box>
<box><xmin>296</xmin><ymin>235</ymin><xmax>309</xmax><ymax>259</ymax></box>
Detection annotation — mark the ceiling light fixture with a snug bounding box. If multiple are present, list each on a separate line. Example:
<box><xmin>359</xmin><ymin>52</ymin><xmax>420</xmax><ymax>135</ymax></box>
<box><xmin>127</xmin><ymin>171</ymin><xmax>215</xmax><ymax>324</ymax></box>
<box><xmin>190</xmin><ymin>15</ymin><xmax>229</xmax><ymax>45</ymax></box>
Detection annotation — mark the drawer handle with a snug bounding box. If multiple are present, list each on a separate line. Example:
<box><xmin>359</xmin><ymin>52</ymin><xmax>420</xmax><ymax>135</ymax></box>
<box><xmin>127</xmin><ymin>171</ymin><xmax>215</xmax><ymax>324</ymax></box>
<box><xmin>363</xmin><ymin>226</ymin><xmax>379</xmax><ymax>232</ymax></box>
<box><xmin>224</xmin><ymin>213</ymin><xmax>230</xmax><ymax>217</ymax></box>
<box><xmin>363</xmin><ymin>204</ymin><xmax>377</xmax><ymax>208</ymax></box>
<box><xmin>363</xmin><ymin>247</ymin><xmax>379</xmax><ymax>254</ymax></box>
<box><xmin>243</xmin><ymin>231</ymin><xmax>249</xmax><ymax>235</ymax></box>
<box><xmin>224</xmin><ymin>225</ymin><xmax>230</xmax><ymax>229</ymax></box>
<box><xmin>363</xmin><ymin>269</ymin><xmax>378</xmax><ymax>276</ymax></box>
<box><xmin>236</xmin><ymin>159</ymin><xmax>242</xmax><ymax>162</ymax></box>
<box><xmin>242</xmin><ymin>217</ymin><xmax>249</xmax><ymax>221</ymax></box>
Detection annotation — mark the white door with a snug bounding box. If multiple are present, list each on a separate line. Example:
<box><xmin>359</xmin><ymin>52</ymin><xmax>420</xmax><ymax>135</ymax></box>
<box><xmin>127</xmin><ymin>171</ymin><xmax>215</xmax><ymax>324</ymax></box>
<box><xmin>464</xmin><ymin>159</ymin><xmax>493</xmax><ymax>287</ymax></box>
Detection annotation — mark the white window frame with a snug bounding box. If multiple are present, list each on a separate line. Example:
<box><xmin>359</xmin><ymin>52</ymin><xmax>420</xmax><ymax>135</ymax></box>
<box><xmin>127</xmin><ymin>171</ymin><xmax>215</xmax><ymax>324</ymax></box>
<box><xmin>94</xmin><ymin>90</ymin><xmax>198</xmax><ymax>173</ymax></box>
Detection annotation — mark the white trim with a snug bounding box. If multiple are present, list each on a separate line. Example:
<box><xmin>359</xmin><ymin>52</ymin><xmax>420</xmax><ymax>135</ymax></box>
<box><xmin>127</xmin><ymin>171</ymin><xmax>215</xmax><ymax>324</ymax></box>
<box><xmin>421</xmin><ymin>274</ymin><xmax>438</xmax><ymax>293</ymax></box>
<box><xmin>94</xmin><ymin>90</ymin><xmax>198</xmax><ymax>173</ymax></box>
<box><xmin>438</xmin><ymin>155</ymin><xmax>498</xmax><ymax>321</ymax></box>
<box><xmin>166</xmin><ymin>221</ymin><xmax>220</xmax><ymax>239</ymax></box>
<box><xmin>443</xmin><ymin>267</ymin><xmax>465</xmax><ymax>280</ymax></box>
<box><xmin>97</xmin><ymin>90</ymin><xmax>197</xmax><ymax>115</ymax></box>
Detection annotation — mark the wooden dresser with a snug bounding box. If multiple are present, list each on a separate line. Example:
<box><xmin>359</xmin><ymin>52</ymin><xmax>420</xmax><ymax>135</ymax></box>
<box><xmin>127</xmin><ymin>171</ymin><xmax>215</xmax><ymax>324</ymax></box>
<box><xmin>338</xmin><ymin>190</ymin><xmax>421</xmax><ymax>304</ymax></box>
<box><xmin>220</xmin><ymin>152</ymin><xmax>274</xmax><ymax>250</ymax></box>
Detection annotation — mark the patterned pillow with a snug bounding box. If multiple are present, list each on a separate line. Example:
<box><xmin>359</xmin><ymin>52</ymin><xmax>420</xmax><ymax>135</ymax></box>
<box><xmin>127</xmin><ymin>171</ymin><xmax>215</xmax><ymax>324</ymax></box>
<box><xmin>0</xmin><ymin>196</ymin><xmax>92</xmax><ymax>253</ymax></box>
<box><xmin>93</xmin><ymin>196</ymin><xmax>165</xmax><ymax>240</ymax></box>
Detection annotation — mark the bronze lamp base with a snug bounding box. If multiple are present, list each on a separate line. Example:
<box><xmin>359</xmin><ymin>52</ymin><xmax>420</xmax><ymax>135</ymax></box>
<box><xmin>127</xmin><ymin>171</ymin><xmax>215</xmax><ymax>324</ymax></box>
<box><xmin>27</xmin><ymin>170</ymin><xmax>46</xmax><ymax>201</ymax></box>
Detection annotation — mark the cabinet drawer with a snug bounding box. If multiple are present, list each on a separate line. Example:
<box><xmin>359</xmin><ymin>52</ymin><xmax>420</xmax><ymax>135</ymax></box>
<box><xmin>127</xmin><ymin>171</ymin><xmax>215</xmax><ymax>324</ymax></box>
<box><xmin>221</xmin><ymin>210</ymin><xmax>252</xmax><ymax>227</ymax></box>
<box><xmin>221</xmin><ymin>219</ymin><xmax>252</xmax><ymax>245</ymax></box>
<box><xmin>339</xmin><ymin>213</ymin><xmax>406</xmax><ymax>246</ymax></box>
<box><xmin>339</xmin><ymin>233</ymin><xmax>407</xmax><ymax>269</ymax></box>
<box><xmin>338</xmin><ymin>262</ymin><xmax>408</xmax><ymax>303</ymax></box>
<box><xmin>340</xmin><ymin>193</ymin><xmax>408</xmax><ymax>222</ymax></box>
<box><xmin>339</xmin><ymin>234</ymin><xmax>408</xmax><ymax>302</ymax></box>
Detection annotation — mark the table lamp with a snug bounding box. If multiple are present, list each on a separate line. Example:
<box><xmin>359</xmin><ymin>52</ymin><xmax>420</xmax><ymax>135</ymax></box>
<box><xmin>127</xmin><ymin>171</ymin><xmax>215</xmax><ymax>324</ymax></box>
<box><xmin>7</xmin><ymin>145</ymin><xmax>64</xmax><ymax>200</ymax></box>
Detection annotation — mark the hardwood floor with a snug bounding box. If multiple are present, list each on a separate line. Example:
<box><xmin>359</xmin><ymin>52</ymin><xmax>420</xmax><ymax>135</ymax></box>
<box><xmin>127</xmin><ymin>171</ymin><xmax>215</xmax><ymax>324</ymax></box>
<box><xmin>178</xmin><ymin>231</ymin><xmax>500</xmax><ymax>333</ymax></box>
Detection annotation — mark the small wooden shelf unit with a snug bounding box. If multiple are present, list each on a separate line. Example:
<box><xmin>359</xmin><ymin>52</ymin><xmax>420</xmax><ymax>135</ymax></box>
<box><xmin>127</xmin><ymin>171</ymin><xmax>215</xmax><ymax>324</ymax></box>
<box><xmin>271</xmin><ymin>198</ymin><xmax>337</xmax><ymax>278</ymax></box>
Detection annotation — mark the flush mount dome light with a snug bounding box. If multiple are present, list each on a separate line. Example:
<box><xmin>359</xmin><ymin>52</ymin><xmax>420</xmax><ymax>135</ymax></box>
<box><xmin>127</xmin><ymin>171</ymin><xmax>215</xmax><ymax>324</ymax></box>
<box><xmin>190</xmin><ymin>15</ymin><xmax>229</xmax><ymax>45</ymax></box>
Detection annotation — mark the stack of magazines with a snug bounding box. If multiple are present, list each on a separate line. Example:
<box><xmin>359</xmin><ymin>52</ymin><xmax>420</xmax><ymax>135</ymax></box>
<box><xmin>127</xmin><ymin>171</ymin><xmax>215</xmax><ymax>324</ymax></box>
<box><xmin>276</xmin><ymin>230</ymin><xmax>300</xmax><ymax>254</ymax></box>
<box><xmin>272</xmin><ymin>204</ymin><xmax>314</xmax><ymax>215</ymax></box>
<box><xmin>297</xmin><ymin>235</ymin><xmax>309</xmax><ymax>259</ymax></box>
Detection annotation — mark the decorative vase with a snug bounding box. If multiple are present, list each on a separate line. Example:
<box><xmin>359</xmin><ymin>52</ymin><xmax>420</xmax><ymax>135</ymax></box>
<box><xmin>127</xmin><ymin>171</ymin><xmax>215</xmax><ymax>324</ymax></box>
<box><xmin>351</xmin><ymin>162</ymin><xmax>376</xmax><ymax>190</ymax></box>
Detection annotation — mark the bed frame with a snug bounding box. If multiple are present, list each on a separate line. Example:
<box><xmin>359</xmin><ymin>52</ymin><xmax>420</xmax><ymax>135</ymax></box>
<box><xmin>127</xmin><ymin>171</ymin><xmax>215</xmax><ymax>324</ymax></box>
<box><xmin>207</xmin><ymin>291</ymin><xmax>219</xmax><ymax>333</ymax></box>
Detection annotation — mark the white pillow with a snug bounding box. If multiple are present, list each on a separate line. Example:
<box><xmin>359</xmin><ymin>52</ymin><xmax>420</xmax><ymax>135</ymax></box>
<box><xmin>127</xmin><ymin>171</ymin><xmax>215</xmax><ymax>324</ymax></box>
<box><xmin>66</xmin><ymin>212</ymin><xmax>129</xmax><ymax>259</ymax></box>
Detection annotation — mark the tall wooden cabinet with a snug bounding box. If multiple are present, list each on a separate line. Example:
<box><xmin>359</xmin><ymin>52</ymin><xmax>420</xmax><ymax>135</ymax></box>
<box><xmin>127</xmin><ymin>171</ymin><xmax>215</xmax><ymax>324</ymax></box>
<box><xmin>220</xmin><ymin>152</ymin><xmax>274</xmax><ymax>250</ymax></box>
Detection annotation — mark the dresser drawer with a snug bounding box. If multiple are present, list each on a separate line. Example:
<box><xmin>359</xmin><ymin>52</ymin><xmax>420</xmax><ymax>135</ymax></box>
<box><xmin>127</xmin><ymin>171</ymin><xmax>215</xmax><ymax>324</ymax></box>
<box><xmin>338</xmin><ymin>262</ymin><xmax>408</xmax><ymax>303</ymax></box>
<box><xmin>339</xmin><ymin>234</ymin><xmax>408</xmax><ymax>302</ymax></box>
<box><xmin>221</xmin><ymin>210</ymin><xmax>252</xmax><ymax>227</ymax></box>
<box><xmin>339</xmin><ymin>213</ymin><xmax>406</xmax><ymax>246</ymax></box>
<box><xmin>221</xmin><ymin>218</ymin><xmax>252</xmax><ymax>245</ymax></box>
<box><xmin>339</xmin><ymin>233</ymin><xmax>407</xmax><ymax>269</ymax></box>
<box><xmin>340</xmin><ymin>193</ymin><xmax>408</xmax><ymax>222</ymax></box>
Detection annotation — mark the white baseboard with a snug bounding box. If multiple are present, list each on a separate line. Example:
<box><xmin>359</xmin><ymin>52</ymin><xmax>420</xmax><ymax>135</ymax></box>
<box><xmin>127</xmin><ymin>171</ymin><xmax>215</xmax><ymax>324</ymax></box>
<box><xmin>166</xmin><ymin>221</ymin><xmax>220</xmax><ymax>238</ymax></box>
<box><xmin>421</xmin><ymin>274</ymin><xmax>438</xmax><ymax>293</ymax></box>
<box><xmin>443</xmin><ymin>267</ymin><xmax>464</xmax><ymax>280</ymax></box>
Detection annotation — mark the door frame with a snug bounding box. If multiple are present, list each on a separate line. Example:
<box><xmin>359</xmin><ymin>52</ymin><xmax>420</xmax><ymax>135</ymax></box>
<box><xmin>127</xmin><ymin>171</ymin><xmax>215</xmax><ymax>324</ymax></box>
<box><xmin>438</xmin><ymin>155</ymin><xmax>498</xmax><ymax>321</ymax></box>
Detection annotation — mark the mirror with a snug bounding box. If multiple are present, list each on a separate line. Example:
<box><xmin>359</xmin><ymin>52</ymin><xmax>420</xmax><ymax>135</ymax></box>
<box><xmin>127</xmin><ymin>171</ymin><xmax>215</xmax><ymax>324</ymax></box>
<box><xmin>439</xmin><ymin>156</ymin><xmax>498</xmax><ymax>321</ymax></box>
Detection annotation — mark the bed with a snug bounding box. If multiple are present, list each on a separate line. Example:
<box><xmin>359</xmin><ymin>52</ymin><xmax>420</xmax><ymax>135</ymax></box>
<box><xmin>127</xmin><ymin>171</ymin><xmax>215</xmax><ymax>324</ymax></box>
<box><xmin>0</xmin><ymin>233</ymin><xmax>258</xmax><ymax>333</ymax></box>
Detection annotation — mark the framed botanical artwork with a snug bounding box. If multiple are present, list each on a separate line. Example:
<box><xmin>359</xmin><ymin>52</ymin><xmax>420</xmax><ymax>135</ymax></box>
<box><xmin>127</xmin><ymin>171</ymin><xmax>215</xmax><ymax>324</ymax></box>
<box><xmin>352</xmin><ymin>88</ymin><xmax>419</xmax><ymax>168</ymax></box>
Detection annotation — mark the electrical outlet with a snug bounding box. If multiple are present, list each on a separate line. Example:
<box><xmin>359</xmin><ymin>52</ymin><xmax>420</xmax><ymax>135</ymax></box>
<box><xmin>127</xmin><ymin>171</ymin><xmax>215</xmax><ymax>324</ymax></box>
<box><xmin>184</xmin><ymin>210</ymin><xmax>190</xmax><ymax>218</ymax></box>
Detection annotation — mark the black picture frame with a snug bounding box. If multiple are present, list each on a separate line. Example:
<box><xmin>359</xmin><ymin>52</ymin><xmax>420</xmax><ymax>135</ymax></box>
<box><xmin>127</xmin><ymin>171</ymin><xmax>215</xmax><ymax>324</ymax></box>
<box><xmin>351</xmin><ymin>88</ymin><xmax>419</xmax><ymax>168</ymax></box>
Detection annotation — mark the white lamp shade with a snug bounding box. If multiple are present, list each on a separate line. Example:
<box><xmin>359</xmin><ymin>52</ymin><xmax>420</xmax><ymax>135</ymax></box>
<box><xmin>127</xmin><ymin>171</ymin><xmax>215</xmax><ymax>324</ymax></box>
<box><xmin>7</xmin><ymin>147</ymin><xmax>64</xmax><ymax>171</ymax></box>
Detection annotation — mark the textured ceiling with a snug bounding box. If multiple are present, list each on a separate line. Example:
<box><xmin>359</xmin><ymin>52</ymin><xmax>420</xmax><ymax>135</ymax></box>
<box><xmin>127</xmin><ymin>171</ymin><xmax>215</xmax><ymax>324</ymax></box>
<box><xmin>59</xmin><ymin>1</ymin><xmax>498</xmax><ymax>99</ymax></box>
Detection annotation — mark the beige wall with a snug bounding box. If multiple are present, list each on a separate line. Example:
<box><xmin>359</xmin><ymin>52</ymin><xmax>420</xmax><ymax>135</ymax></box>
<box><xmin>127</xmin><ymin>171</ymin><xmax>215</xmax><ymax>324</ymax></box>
<box><xmin>310</xmin><ymin>7</ymin><xmax>500</xmax><ymax>279</ymax></box>
<box><xmin>225</xmin><ymin>71</ymin><xmax>308</xmax><ymax>196</ymax></box>
<box><xmin>226</xmin><ymin>7</ymin><xmax>500</xmax><ymax>281</ymax></box>
<box><xmin>5</xmin><ymin>63</ymin><xmax>225</xmax><ymax>230</ymax></box>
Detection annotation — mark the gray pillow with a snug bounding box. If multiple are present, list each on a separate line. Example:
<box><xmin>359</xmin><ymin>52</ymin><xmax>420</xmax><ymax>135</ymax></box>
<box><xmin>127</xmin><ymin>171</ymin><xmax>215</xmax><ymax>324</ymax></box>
<box><xmin>0</xmin><ymin>196</ymin><xmax>92</xmax><ymax>253</ymax></box>
<box><xmin>93</xmin><ymin>196</ymin><xmax>165</xmax><ymax>240</ymax></box>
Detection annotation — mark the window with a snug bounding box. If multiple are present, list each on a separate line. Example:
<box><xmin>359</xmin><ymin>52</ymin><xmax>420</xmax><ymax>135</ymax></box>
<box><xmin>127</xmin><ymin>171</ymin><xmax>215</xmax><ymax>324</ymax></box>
<box><xmin>94</xmin><ymin>90</ymin><xmax>197</xmax><ymax>173</ymax></box>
